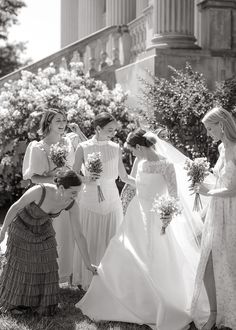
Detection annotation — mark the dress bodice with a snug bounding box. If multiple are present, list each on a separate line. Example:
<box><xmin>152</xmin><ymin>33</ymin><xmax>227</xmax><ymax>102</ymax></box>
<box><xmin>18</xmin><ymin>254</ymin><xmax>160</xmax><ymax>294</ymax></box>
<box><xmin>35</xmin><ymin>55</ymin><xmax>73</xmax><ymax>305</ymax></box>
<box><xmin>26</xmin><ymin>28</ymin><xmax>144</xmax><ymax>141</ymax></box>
<box><xmin>23</xmin><ymin>137</ymin><xmax>74</xmax><ymax>180</ymax></box>
<box><xmin>81</xmin><ymin>137</ymin><xmax>120</xmax><ymax>183</ymax></box>
<box><xmin>213</xmin><ymin>144</ymin><xmax>236</xmax><ymax>190</ymax></box>
<box><xmin>136</xmin><ymin>159</ymin><xmax>177</xmax><ymax>205</ymax></box>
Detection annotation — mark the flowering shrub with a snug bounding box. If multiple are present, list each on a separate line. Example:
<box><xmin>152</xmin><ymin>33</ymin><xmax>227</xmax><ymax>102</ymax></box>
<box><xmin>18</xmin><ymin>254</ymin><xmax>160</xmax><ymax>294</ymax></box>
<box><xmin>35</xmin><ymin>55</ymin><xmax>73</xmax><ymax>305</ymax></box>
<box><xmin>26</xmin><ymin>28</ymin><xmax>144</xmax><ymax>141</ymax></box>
<box><xmin>0</xmin><ymin>63</ymin><xmax>136</xmax><ymax>206</ymax></box>
<box><xmin>140</xmin><ymin>63</ymin><xmax>219</xmax><ymax>165</ymax></box>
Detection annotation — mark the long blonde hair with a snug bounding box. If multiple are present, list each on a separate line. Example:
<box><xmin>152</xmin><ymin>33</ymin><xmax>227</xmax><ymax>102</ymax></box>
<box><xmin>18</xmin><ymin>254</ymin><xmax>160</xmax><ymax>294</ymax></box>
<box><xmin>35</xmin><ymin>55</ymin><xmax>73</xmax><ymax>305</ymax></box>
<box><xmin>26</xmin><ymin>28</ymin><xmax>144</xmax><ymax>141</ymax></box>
<box><xmin>202</xmin><ymin>106</ymin><xmax>236</xmax><ymax>142</ymax></box>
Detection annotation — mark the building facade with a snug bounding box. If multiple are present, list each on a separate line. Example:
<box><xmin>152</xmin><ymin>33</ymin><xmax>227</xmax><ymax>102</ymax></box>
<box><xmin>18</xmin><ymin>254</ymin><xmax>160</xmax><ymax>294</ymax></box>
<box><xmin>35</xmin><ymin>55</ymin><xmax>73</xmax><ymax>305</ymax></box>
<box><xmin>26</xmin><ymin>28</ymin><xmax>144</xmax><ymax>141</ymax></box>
<box><xmin>1</xmin><ymin>0</ymin><xmax>236</xmax><ymax>105</ymax></box>
<box><xmin>60</xmin><ymin>0</ymin><xmax>236</xmax><ymax>105</ymax></box>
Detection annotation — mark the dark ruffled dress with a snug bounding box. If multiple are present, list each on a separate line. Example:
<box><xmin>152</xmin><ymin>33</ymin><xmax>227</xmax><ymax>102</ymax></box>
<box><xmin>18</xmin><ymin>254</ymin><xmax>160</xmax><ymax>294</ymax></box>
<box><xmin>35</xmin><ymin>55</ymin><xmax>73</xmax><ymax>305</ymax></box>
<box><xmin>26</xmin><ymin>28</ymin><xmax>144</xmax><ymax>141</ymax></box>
<box><xmin>0</xmin><ymin>185</ymin><xmax>74</xmax><ymax>315</ymax></box>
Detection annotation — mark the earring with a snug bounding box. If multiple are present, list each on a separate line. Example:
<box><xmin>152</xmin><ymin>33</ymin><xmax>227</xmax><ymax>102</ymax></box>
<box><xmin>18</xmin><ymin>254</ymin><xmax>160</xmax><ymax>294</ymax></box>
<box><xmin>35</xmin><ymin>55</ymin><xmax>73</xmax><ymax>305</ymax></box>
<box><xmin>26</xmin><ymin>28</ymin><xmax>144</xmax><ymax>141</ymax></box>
<box><xmin>221</xmin><ymin>128</ymin><xmax>224</xmax><ymax>139</ymax></box>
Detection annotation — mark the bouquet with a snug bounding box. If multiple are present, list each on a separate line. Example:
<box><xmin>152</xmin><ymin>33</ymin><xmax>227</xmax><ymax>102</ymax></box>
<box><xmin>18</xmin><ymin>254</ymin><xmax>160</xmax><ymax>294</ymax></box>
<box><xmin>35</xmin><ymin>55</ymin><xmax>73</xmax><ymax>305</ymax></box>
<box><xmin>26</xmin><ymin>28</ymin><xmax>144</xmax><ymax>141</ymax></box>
<box><xmin>152</xmin><ymin>195</ymin><xmax>182</xmax><ymax>235</ymax></box>
<box><xmin>85</xmin><ymin>152</ymin><xmax>105</xmax><ymax>202</ymax></box>
<box><xmin>184</xmin><ymin>157</ymin><xmax>210</xmax><ymax>211</ymax></box>
<box><xmin>49</xmin><ymin>142</ymin><xmax>69</xmax><ymax>169</ymax></box>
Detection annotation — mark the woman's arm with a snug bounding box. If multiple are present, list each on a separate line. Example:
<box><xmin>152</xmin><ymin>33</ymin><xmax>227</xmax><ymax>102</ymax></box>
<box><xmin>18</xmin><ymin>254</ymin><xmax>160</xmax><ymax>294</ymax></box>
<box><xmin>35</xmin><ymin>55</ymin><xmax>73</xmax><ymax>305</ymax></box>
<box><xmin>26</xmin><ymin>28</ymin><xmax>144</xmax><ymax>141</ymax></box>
<box><xmin>73</xmin><ymin>145</ymin><xmax>102</xmax><ymax>184</ymax></box>
<box><xmin>207</xmin><ymin>187</ymin><xmax>236</xmax><ymax>198</ymax></box>
<box><xmin>67</xmin><ymin>123</ymin><xmax>87</xmax><ymax>151</ymax></box>
<box><xmin>69</xmin><ymin>203</ymin><xmax>97</xmax><ymax>275</ymax></box>
<box><xmin>163</xmin><ymin>162</ymin><xmax>178</xmax><ymax>198</ymax></box>
<box><xmin>31</xmin><ymin>172</ymin><xmax>56</xmax><ymax>184</ymax></box>
<box><xmin>0</xmin><ymin>186</ymin><xmax>41</xmax><ymax>242</ymax></box>
<box><xmin>73</xmin><ymin>145</ymin><xmax>84</xmax><ymax>173</ymax></box>
<box><xmin>118</xmin><ymin>149</ymin><xmax>136</xmax><ymax>186</ymax></box>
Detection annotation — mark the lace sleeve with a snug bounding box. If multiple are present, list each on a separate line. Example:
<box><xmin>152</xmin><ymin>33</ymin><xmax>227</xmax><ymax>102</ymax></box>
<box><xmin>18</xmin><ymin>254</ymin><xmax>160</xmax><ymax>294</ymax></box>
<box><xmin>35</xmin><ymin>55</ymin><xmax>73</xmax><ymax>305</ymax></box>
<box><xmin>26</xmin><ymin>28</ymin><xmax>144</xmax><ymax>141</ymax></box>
<box><xmin>120</xmin><ymin>184</ymin><xmax>136</xmax><ymax>215</ymax></box>
<box><xmin>163</xmin><ymin>162</ymin><xmax>178</xmax><ymax>198</ymax></box>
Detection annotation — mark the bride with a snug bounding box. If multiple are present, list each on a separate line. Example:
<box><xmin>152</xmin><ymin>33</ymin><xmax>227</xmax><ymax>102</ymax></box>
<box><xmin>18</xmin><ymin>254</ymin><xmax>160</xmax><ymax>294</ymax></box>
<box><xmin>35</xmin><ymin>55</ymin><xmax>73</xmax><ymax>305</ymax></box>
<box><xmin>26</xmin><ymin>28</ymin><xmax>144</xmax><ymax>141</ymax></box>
<box><xmin>76</xmin><ymin>128</ymin><xmax>209</xmax><ymax>330</ymax></box>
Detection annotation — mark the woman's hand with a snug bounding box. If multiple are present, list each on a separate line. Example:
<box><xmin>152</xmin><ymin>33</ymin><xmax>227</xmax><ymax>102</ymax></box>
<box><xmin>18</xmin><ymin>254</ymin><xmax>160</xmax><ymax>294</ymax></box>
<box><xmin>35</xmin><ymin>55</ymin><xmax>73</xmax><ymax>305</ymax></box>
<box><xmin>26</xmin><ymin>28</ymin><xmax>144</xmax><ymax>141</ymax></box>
<box><xmin>83</xmin><ymin>172</ymin><xmax>100</xmax><ymax>184</ymax></box>
<box><xmin>87</xmin><ymin>264</ymin><xmax>98</xmax><ymax>275</ymax></box>
<box><xmin>190</xmin><ymin>183</ymin><xmax>209</xmax><ymax>196</ymax></box>
<box><xmin>68</xmin><ymin>123</ymin><xmax>80</xmax><ymax>134</ymax></box>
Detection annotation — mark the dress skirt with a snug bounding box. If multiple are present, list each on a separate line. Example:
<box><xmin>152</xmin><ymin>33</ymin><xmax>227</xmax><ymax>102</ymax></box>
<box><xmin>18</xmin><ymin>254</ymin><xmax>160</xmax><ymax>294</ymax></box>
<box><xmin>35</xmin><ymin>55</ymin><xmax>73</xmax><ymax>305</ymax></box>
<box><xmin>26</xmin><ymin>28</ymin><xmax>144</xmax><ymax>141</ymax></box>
<box><xmin>0</xmin><ymin>203</ymin><xmax>59</xmax><ymax>314</ymax></box>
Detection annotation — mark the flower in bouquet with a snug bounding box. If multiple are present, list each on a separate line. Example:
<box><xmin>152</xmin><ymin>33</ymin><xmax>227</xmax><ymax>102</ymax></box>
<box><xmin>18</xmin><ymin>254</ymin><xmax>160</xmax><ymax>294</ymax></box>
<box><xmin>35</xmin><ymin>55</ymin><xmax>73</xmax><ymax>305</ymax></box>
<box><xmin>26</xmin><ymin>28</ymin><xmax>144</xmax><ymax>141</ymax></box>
<box><xmin>184</xmin><ymin>157</ymin><xmax>210</xmax><ymax>212</ymax></box>
<box><xmin>85</xmin><ymin>152</ymin><xmax>105</xmax><ymax>203</ymax></box>
<box><xmin>152</xmin><ymin>195</ymin><xmax>182</xmax><ymax>235</ymax></box>
<box><xmin>49</xmin><ymin>142</ymin><xmax>69</xmax><ymax>169</ymax></box>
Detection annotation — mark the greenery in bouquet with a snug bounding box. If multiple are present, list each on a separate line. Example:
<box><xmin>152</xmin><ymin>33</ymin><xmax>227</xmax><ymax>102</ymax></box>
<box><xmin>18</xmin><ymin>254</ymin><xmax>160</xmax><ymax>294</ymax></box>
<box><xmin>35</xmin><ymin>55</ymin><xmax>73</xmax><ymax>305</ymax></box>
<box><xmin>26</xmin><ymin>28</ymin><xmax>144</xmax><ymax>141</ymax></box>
<box><xmin>85</xmin><ymin>152</ymin><xmax>105</xmax><ymax>202</ymax></box>
<box><xmin>184</xmin><ymin>157</ymin><xmax>210</xmax><ymax>211</ymax></box>
<box><xmin>151</xmin><ymin>195</ymin><xmax>182</xmax><ymax>235</ymax></box>
<box><xmin>0</xmin><ymin>63</ymin><xmax>136</xmax><ymax>206</ymax></box>
<box><xmin>49</xmin><ymin>142</ymin><xmax>68</xmax><ymax>169</ymax></box>
<box><xmin>85</xmin><ymin>152</ymin><xmax>103</xmax><ymax>176</ymax></box>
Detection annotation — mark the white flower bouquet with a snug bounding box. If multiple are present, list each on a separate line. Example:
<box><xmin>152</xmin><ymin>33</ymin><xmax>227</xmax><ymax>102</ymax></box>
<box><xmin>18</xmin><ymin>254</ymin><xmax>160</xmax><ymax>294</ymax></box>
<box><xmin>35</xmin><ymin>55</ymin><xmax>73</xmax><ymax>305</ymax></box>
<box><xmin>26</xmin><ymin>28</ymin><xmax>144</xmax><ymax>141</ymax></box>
<box><xmin>49</xmin><ymin>142</ymin><xmax>69</xmax><ymax>169</ymax></box>
<box><xmin>85</xmin><ymin>152</ymin><xmax>105</xmax><ymax>202</ymax></box>
<box><xmin>184</xmin><ymin>157</ymin><xmax>210</xmax><ymax>211</ymax></box>
<box><xmin>152</xmin><ymin>195</ymin><xmax>182</xmax><ymax>235</ymax></box>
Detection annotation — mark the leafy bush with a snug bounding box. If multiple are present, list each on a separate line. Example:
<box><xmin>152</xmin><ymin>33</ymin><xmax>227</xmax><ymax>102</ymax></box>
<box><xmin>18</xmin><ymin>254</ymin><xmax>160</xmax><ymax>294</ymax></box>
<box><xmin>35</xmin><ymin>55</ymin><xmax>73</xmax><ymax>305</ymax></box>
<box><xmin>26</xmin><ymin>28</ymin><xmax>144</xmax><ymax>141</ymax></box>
<box><xmin>140</xmin><ymin>63</ymin><xmax>221</xmax><ymax>165</ymax></box>
<box><xmin>0</xmin><ymin>63</ymin><xmax>136</xmax><ymax>206</ymax></box>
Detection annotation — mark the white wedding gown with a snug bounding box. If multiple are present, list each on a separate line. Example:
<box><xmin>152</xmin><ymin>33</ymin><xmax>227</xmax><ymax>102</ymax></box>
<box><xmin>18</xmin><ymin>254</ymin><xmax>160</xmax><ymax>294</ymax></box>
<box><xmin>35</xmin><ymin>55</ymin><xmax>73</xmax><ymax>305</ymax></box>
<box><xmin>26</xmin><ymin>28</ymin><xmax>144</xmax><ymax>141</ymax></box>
<box><xmin>76</xmin><ymin>159</ymin><xmax>209</xmax><ymax>330</ymax></box>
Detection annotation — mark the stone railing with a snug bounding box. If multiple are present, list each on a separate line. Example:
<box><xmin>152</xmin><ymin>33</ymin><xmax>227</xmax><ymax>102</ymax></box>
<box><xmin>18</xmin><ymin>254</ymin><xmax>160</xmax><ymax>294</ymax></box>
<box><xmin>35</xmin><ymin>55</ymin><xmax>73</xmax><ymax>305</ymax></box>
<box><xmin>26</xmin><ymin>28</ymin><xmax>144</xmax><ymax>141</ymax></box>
<box><xmin>0</xmin><ymin>25</ymin><xmax>132</xmax><ymax>89</ymax></box>
<box><xmin>128</xmin><ymin>15</ymin><xmax>146</xmax><ymax>62</ymax></box>
<box><xmin>128</xmin><ymin>5</ymin><xmax>153</xmax><ymax>62</ymax></box>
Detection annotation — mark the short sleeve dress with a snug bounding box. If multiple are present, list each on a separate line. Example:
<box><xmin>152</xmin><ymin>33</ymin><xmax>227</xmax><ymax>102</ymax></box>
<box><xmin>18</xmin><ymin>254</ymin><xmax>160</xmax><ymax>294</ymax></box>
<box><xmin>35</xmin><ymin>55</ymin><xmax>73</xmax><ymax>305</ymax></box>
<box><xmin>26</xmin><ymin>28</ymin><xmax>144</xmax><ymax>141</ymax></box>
<box><xmin>22</xmin><ymin>138</ymin><xmax>75</xmax><ymax>283</ymax></box>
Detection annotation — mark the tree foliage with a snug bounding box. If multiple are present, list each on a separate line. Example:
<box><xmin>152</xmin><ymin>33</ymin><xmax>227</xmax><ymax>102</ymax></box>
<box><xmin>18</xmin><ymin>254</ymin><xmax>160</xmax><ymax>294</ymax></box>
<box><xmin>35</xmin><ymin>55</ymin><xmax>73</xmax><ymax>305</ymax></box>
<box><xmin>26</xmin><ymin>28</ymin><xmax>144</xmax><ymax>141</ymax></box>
<box><xmin>0</xmin><ymin>0</ymin><xmax>26</xmax><ymax>78</ymax></box>
<box><xmin>139</xmin><ymin>63</ymin><xmax>233</xmax><ymax>166</ymax></box>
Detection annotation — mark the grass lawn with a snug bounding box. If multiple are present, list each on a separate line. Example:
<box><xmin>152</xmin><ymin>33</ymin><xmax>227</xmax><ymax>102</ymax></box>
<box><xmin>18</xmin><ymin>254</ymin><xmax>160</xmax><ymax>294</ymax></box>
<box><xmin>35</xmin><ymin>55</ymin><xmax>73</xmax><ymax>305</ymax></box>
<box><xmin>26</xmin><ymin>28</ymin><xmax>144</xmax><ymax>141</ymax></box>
<box><xmin>0</xmin><ymin>286</ymin><xmax>152</xmax><ymax>330</ymax></box>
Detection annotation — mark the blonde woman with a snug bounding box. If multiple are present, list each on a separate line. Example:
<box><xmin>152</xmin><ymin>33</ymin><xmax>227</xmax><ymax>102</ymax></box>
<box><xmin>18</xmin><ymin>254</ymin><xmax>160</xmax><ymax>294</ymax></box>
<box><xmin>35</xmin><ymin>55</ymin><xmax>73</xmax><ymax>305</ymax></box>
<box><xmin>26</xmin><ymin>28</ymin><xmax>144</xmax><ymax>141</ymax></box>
<box><xmin>191</xmin><ymin>107</ymin><xmax>236</xmax><ymax>330</ymax></box>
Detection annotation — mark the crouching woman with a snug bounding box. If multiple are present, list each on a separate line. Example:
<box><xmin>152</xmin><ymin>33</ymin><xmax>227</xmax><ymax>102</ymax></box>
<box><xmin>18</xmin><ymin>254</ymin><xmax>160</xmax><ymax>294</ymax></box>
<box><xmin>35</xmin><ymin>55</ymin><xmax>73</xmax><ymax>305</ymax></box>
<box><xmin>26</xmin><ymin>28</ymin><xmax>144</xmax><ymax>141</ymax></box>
<box><xmin>0</xmin><ymin>170</ymin><xmax>97</xmax><ymax>316</ymax></box>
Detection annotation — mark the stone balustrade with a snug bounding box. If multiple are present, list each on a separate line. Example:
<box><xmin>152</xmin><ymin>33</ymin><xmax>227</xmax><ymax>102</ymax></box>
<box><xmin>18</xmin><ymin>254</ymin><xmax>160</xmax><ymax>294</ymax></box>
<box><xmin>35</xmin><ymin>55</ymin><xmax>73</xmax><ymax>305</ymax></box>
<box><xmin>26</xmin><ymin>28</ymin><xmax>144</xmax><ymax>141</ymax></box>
<box><xmin>0</xmin><ymin>25</ymin><xmax>132</xmax><ymax>89</ymax></box>
<box><xmin>128</xmin><ymin>14</ymin><xmax>147</xmax><ymax>61</ymax></box>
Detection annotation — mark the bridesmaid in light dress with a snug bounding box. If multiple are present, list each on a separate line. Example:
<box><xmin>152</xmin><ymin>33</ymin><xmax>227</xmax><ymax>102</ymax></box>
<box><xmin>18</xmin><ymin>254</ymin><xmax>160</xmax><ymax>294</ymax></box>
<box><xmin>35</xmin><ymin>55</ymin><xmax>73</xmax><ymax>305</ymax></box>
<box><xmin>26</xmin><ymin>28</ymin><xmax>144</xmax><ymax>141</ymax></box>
<box><xmin>72</xmin><ymin>112</ymin><xmax>135</xmax><ymax>290</ymax></box>
<box><xmin>23</xmin><ymin>108</ymin><xmax>84</xmax><ymax>284</ymax></box>
<box><xmin>191</xmin><ymin>107</ymin><xmax>236</xmax><ymax>330</ymax></box>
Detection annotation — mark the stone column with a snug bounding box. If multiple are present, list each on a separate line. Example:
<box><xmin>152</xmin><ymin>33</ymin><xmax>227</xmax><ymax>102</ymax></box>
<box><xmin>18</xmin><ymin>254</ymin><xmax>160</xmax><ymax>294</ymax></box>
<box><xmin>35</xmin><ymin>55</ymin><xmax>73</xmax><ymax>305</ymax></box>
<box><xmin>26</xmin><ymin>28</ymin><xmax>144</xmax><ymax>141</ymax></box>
<box><xmin>152</xmin><ymin>0</ymin><xmax>199</xmax><ymax>48</ymax></box>
<box><xmin>136</xmin><ymin>0</ymin><xmax>149</xmax><ymax>17</ymax></box>
<box><xmin>198</xmin><ymin>0</ymin><xmax>236</xmax><ymax>51</ymax></box>
<box><xmin>194</xmin><ymin>0</ymin><xmax>202</xmax><ymax>47</ymax></box>
<box><xmin>61</xmin><ymin>0</ymin><xmax>78</xmax><ymax>47</ymax></box>
<box><xmin>77</xmin><ymin>0</ymin><xmax>104</xmax><ymax>40</ymax></box>
<box><xmin>106</xmin><ymin>0</ymin><xmax>136</xmax><ymax>25</ymax></box>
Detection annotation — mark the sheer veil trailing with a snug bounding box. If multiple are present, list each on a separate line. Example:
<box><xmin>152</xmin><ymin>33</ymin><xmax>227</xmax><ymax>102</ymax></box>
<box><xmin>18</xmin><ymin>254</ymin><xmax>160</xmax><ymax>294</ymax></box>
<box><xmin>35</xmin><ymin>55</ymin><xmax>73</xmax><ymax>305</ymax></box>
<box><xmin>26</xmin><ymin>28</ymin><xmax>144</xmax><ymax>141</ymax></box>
<box><xmin>123</xmin><ymin>131</ymin><xmax>213</xmax><ymax>249</ymax></box>
<box><xmin>153</xmin><ymin>134</ymin><xmax>205</xmax><ymax>248</ymax></box>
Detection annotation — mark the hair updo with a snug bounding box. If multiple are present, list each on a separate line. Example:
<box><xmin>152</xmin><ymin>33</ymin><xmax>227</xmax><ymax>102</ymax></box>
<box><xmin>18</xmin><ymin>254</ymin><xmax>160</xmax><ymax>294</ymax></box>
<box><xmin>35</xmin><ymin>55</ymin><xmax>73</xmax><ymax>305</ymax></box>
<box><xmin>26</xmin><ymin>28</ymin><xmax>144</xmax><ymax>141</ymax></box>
<box><xmin>54</xmin><ymin>170</ymin><xmax>82</xmax><ymax>189</ymax></box>
<box><xmin>126</xmin><ymin>128</ymin><xmax>157</xmax><ymax>148</ymax></box>
<box><xmin>93</xmin><ymin>112</ymin><xmax>116</xmax><ymax>129</ymax></box>
<box><xmin>38</xmin><ymin>108</ymin><xmax>67</xmax><ymax>137</ymax></box>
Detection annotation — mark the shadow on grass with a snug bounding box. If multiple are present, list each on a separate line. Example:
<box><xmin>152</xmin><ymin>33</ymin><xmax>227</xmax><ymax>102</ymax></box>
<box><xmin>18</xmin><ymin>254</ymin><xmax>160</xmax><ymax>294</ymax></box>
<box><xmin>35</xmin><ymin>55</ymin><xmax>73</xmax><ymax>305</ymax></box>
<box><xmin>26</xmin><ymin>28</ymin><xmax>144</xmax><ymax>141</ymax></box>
<box><xmin>0</xmin><ymin>287</ymin><xmax>152</xmax><ymax>330</ymax></box>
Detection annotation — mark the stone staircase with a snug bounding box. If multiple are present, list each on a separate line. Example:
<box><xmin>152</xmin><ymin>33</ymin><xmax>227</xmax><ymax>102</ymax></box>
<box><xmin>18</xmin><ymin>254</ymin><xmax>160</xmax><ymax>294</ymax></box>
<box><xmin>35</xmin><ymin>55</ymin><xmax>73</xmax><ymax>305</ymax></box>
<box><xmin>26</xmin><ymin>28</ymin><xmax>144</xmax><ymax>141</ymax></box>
<box><xmin>0</xmin><ymin>25</ymin><xmax>133</xmax><ymax>90</ymax></box>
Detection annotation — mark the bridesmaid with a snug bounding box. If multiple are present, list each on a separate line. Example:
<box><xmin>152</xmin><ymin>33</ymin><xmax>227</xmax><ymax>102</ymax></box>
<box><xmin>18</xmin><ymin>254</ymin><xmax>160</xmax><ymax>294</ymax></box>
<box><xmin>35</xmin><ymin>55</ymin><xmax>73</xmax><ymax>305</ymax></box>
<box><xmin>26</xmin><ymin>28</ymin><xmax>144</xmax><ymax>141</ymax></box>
<box><xmin>22</xmin><ymin>108</ymin><xmax>82</xmax><ymax>284</ymax></box>
<box><xmin>191</xmin><ymin>106</ymin><xmax>236</xmax><ymax>330</ymax></box>
<box><xmin>0</xmin><ymin>170</ymin><xmax>97</xmax><ymax>316</ymax></box>
<box><xmin>72</xmin><ymin>112</ymin><xmax>135</xmax><ymax>290</ymax></box>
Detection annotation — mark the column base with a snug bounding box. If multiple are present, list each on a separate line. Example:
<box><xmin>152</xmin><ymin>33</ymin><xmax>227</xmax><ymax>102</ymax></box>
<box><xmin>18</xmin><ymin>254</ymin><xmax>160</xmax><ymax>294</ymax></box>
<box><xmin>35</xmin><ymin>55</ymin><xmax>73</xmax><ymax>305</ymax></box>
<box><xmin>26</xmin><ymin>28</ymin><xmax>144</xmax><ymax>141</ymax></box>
<box><xmin>151</xmin><ymin>34</ymin><xmax>201</xmax><ymax>49</ymax></box>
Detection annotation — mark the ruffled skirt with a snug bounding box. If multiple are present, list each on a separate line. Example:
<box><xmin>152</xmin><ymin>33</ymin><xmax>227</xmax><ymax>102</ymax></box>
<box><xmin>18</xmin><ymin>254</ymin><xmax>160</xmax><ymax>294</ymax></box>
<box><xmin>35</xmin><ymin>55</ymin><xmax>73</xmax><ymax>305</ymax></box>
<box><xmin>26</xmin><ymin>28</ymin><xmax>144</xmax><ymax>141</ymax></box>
<box><xmin>0</xmin><ymin>217</ymin><xmax>59</xmax><ymax>314</ymax></box>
